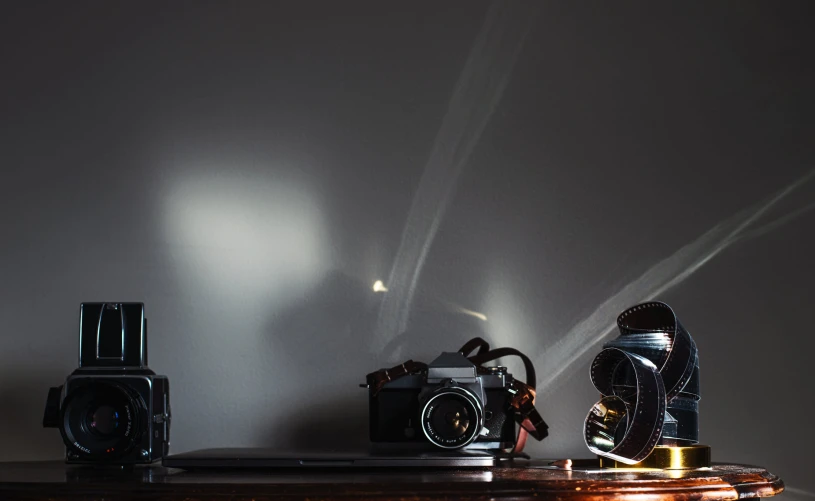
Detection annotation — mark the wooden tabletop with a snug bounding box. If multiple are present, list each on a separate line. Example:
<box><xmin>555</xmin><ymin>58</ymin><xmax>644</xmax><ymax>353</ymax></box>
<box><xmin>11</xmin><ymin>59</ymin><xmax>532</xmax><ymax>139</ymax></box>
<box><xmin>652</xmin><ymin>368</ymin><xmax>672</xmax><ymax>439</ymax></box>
<box><xmin>0</xmin><ymin>460</ymin><xmax>784</xmax><ymax>501</ymax></box>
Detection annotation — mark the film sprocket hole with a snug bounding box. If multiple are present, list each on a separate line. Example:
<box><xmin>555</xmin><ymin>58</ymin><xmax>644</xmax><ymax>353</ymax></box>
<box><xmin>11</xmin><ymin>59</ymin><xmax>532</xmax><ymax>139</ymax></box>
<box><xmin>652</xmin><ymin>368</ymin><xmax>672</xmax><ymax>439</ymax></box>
<box><xmin>42</xmin><ymin>303</ymin><xmax>171</xmax><ymax>464</ymax></box>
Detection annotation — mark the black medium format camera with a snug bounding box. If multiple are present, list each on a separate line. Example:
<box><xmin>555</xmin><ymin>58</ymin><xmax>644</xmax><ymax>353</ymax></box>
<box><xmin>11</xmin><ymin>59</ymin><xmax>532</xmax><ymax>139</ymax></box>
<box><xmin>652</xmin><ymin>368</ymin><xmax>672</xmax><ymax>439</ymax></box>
<box><xmin>367</xmin><ymin>352</ymin><xmax>518</xmax><ymax>451</ymax></box>
<box><xmin>43</xmin><ymin>303</ymin><xmax>171</xmax><ymax>464</ymax></box>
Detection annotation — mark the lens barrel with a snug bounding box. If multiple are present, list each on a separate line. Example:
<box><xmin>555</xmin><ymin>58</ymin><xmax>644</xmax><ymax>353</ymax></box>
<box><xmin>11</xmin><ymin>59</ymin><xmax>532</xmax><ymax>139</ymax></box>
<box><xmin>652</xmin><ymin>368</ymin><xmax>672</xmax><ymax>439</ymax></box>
<box><xmin>421</xmin><ymin>386</ymin><xmax>484</xmax><ymax>449</ymax></box>
<box><xmin>59</xmin><ymin>381</ymin><xmax>145</xmax><ymax>460</ymax></box>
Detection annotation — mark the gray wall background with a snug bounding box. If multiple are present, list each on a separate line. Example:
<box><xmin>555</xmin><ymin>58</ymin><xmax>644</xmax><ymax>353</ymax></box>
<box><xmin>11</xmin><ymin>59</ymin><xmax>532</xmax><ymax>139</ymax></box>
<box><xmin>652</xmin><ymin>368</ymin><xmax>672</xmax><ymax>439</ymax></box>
<box><xmin>1</xmin><ymin>1</ymin><xmax>813</xmax><ymax>498</ymax></box>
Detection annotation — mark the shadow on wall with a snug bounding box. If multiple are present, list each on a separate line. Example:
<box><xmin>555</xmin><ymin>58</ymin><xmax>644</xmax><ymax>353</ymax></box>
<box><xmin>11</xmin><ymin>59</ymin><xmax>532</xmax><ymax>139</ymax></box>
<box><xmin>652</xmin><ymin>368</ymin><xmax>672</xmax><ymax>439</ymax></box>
<box><xmin>380</xmin><ymin>310</ymin><xmax>494</xmax><ymax>365</ymax></box>
<box><xmin>0</xmin><ymin>370</ymin><xmax>66</xmax><ymax>461</ymax></box>
<box><xmin>261</xmin><ymin>270</ymin><xmax>495</xmax><ymax>450</ymax></box>
<box><xmin>259</xmin><ymin>270</ymin><xmax>375</xmax><ymax>450</ymax></box>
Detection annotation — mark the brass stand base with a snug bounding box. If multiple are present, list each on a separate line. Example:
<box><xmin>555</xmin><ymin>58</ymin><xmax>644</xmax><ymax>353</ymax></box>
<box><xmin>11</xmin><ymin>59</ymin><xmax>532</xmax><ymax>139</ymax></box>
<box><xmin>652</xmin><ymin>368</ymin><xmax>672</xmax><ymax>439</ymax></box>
<box><xmin>599</xmin><ymin>445</ymin><xmax>712</xmax><ymax>469</ymax></box>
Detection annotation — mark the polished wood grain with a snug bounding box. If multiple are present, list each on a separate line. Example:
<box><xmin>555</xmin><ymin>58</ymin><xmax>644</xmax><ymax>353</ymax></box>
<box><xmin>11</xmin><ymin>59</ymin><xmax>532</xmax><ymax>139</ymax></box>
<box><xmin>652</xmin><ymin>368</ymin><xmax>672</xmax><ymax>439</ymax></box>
<box><xmin>0</xmin><ymin>460</ymin><xmax>784</xmax><ymax>501</ymax></box>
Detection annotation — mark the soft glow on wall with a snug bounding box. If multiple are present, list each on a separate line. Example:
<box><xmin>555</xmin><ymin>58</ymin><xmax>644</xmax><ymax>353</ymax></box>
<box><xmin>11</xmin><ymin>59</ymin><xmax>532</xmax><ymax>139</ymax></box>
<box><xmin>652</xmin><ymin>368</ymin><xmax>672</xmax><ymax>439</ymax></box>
<box><xmin>482</xmin><ymin>269</ymin><xmax>533</xmax><ymax>356</ymax></box>
<box><xmin>163</xmin><ymin>173</ymin><xmax>328</xmax><ymax>299</ymax></box>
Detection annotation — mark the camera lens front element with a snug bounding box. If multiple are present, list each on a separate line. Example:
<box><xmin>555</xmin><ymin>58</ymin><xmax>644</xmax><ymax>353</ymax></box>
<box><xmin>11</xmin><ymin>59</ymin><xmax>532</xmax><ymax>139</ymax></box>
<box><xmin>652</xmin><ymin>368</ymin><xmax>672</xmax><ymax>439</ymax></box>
<box><xmin>421</xmin><ymin>387</ymin><xmax>484</xmax><ymax>449</ymax></box>
<box><xmin>87</xmin><ymin>405</ymin><xmax>120</xmax><ymax>436</ymax></box>
<box><xmin>434</xmin><ymin>398</ymin><xmax>472</xmax><ymax>438</ymax></box>
<box><xmin>60</xmin><ymin>381</ymin><xmax>144</xmax><ymax>460</ymax></box>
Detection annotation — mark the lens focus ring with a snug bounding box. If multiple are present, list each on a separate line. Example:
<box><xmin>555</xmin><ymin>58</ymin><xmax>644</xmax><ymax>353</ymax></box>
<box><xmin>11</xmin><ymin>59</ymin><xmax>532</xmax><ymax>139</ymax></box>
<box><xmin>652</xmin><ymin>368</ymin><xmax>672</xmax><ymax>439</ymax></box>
<box><xmin>59</xmin><ymin>380</ymin><xmax>144</xmax><ymax>460</ymax></box>
<box><xmin>420</xmin><ymin>387</ymin><xmax>484</xmax><ymax>449</ymax></box>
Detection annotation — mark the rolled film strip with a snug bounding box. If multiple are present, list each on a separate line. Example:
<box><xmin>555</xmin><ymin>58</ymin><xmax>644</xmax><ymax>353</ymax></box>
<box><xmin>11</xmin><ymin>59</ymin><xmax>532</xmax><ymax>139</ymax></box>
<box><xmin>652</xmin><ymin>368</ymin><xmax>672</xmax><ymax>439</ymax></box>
<box><xmin>584</xmin><ymin>302</ymin><xmax>701</xmax><ymax>465</ymax></box>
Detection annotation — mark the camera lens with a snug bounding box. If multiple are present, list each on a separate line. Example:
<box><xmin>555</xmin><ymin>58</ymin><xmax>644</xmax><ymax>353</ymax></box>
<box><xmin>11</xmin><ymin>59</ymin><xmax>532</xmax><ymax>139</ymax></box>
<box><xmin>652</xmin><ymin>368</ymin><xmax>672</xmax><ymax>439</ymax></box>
<box><xmin>421</xmin><ymin>387</ymin><xmax>484</xmax><ymax>449</ymax></box>
<box><xmin>59</xmin><ymin>381</ymin><xmax>144</xmax><ymax>460</ymax></box>
<box><xmin>87</xmin><ymin>405</ymin><xmax>120</xmax><ymax>436</ymax></box>
<box><xmin>433</xmin><ymin>398</ymin><xmax>472</xmax><ymax>438</ymax></box>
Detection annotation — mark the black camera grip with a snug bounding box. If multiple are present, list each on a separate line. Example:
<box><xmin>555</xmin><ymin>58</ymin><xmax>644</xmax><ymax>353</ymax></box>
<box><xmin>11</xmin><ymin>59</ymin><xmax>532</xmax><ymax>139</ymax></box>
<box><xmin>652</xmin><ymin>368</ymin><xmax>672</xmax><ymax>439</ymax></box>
<box><xmin>42</xmin><ymin>386</ymin><xmax>63</xmax><ymax>428</ymax></box>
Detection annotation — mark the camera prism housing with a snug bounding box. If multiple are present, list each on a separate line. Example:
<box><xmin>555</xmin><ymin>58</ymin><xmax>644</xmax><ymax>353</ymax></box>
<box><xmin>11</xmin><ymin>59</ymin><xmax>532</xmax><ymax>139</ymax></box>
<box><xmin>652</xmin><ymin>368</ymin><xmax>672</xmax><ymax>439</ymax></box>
<box><xmin>367</xmin><ymin>352</ymin><xmax>516</xmax><ymax>451</ymax></box>
<box><xmin>43</xmin><ymin>303</ymin><xmax>170</xmax><ymax>464</ymax></box>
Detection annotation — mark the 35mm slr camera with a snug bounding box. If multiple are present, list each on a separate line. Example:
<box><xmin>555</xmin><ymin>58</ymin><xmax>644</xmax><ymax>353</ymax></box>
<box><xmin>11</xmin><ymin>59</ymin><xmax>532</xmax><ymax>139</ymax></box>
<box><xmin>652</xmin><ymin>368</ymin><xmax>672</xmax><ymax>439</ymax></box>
<box><xmin>43</xmin><ymin>303</ymin><xmax>170</xmax><ymax>464</ymax></box>
<box><xmin>366</xmin><ymin>352</ymin><xmax>518</xmax><ymax>451</ymax></box>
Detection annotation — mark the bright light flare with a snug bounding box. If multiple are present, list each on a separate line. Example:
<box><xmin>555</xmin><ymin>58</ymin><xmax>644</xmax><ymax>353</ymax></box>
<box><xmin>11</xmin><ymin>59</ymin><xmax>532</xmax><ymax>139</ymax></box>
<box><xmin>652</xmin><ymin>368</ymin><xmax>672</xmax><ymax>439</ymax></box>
<box><xmin>455</xmin><ymin>306</ymin><xmax>487</xmax><ymax>322</ymax></box>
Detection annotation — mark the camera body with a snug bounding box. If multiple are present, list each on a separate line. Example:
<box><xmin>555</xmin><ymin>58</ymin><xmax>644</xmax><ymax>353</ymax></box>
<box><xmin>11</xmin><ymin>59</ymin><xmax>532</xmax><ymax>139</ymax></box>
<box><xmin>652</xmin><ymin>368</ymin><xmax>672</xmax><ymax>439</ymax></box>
<box><xmin>43</xmin><ymin>303</ymin><xmax>170</xmax><ymax>464</ymax></box>
<box><xmin>367</xmin><ymin>352</ymin><xmax>516</xmax><ymax>451</ymax></box>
